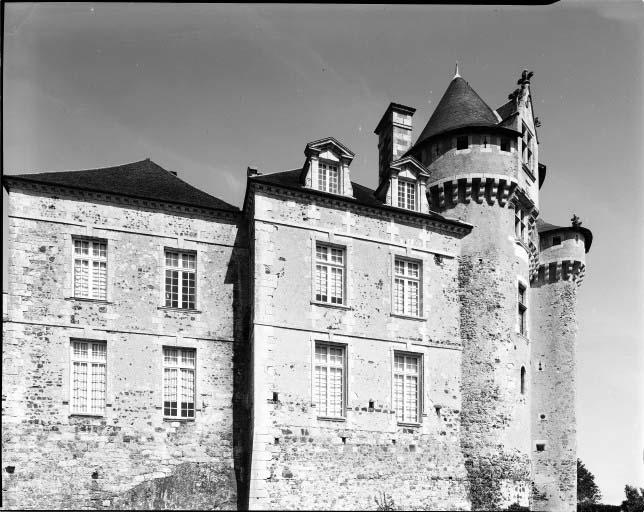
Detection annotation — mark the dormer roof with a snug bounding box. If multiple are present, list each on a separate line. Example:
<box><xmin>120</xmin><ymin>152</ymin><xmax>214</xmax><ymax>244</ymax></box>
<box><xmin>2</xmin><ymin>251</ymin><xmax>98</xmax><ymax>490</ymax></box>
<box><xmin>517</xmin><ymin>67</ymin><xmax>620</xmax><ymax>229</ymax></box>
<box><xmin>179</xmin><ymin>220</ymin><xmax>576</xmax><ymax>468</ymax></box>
<box><xmin>304</xmin><ymin>137</ymin><xmax>355</xmax><ymax>162</ymax></box>
<box><xmin>412</xmin><ymin>76</ymin><xmax>501</xmax><ymax>149</ymax></box>
<box><xmin>389</xmin><ymin>155</ymin><xmax>430</xmax><ymax>176</ymax></box>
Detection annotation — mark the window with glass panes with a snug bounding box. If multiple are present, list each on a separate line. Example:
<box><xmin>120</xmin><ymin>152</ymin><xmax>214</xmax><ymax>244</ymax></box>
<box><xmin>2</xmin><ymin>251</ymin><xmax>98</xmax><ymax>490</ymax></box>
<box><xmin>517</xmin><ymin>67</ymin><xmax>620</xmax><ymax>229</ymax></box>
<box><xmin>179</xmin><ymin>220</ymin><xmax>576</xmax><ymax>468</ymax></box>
<box><xmin>394</xmin><ymin>258</ymin><xmax>421</xmax><ymax>317</ymax></box>
<box><xmin>397</xmin><ymin>179</ymin><xmax>416</xmax><ymax>211</ymax></box>
<box><xmin>70</xmin><ymin>340</ymin><xmax>107</xmax><ymax>415</ymax></box>
<box><xmin>315</xmin><ymin>244</ymin><xmax>345</xmax><ymax>305</ymax></box>
<box><xmin>73</xmin><ymin>239</ymin><xmax>107</xmax><ymax>300</ymax></box>
<box><xmin>314</xmin><ymin>343</ymin><xmax>345</xmax><ymax>418</ymax></box>
<box><xmin>518</xmin><ymin>284</ymin><xmax>527</xmax><ymax>336</ymax></box>
<box><xmin>163</xmin><ymin>347</ymin><xmax>196</xmax><ymax>418</ymax></box>
<box><xmin>318</xmin><ymin>161</ymin><xmax>340</xmax><ymax>194</ymax></box>
<box><xmin>394</xmin><ymin>353</ymin><xmax>421</xmax><ymax>423</ymax></box>
<box><xmin>164</xmin><ymin>251</ymin><xmax>196</xmax><ymax>309</ymax></box>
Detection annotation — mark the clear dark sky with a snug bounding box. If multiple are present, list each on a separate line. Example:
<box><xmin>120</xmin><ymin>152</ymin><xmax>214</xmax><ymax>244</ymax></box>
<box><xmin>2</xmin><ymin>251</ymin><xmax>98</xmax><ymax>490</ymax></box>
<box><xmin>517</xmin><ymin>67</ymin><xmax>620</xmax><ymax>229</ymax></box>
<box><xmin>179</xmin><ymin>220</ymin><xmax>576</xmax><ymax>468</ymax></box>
<box><xmin>3</xmin><ymin>2</ymin><xmax>643</xmax><ymax>503</ymax></box>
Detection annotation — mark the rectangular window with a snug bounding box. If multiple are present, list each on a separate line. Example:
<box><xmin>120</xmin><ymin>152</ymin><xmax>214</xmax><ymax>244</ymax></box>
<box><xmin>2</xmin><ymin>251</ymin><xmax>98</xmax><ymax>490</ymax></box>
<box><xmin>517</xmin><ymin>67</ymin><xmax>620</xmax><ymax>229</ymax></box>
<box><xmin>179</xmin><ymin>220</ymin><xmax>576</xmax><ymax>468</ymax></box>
<box><xmin>71</xmin><ymin>340</ymin><xmax>107</xmax><ymax>416</ymax></box>
<box><xmin>314</xmin><ymin>343</ymin><xmax>345</xmax><ymax>418</ymax></box>
<box><xmin>500</xmin><ymin>137</ymin><xmax>511</xmax><ymax>152</ymax></box>
<box><xmin>315</xmin><ymin>243</ymin><xmax>345</xmax><ymax>305</ymax></box>
<box><xmin>318</xmin><ymin>161</ymin><xmax>340</xmax><ymax>194</ymax></box>
<box><xmin>163</xmin><ymin>347</ymin><xmax>196</xmax><ymax>419</ymax></box>
<box><xmin>73</xmin><ymin>238</ymin><xmax>107</xmax><ymax>300</ymax></box>
<box><xmin>397</xmin><ymin>179</ymin><xmax>416</xmax><ymax>211</ymax></box>
<box><xmin>164</xmin><ymin>250</ymin><xmax>196</xmax><ymax>309</ymax></box>
<box><xmin>394</xmin><ymin>258</ymin><xmax>421</xmax><ymax>317</ymax></box>
<box><xmin>456</xmin><ymin>135</ymin><xmax>469</xmax><ymax>150</ymax></box>
<box><xmin>518</xmin><ymin>283</ymin><xmax>527</xmax><ymax>336</ymax></box>
<box><xmin>394</xmin><ymin>353</ymin><xmax>421</xmax><ymax>424</ymax></box>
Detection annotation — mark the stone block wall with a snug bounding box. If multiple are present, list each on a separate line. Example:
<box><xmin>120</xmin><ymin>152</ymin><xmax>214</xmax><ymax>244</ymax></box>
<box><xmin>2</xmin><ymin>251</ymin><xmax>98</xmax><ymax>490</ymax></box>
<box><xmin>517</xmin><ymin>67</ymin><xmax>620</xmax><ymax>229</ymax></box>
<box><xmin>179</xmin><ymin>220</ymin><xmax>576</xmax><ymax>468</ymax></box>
<box><xmin>248</xmin><ymin>188</ymin><xmax>471</xmax><ymax>510</ymax></box>
<box><xmin>2</xmin><ymin>186</ymin><xmax>248</xmax><ymax>509</ymax></box>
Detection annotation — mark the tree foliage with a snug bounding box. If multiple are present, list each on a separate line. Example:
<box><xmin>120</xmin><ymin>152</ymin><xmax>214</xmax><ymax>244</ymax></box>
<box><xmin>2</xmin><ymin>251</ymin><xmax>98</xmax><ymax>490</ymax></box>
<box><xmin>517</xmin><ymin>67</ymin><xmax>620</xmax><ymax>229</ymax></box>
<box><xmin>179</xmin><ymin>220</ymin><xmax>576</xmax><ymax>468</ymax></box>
<box><xmin>578</xmin><ymin>459</ymin><xmax>602</xmax><ymax>505</ymax></box>
<box><xmin>621</xmin><ymin>486</ymin><xmax>644</xmax><ymax>512</ymax></box>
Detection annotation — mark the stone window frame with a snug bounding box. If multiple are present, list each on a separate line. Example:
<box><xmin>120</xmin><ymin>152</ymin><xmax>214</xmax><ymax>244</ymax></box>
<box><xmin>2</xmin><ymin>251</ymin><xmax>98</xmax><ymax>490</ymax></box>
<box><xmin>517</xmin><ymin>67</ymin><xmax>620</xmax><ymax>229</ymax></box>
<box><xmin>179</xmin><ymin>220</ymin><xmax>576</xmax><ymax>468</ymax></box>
<box><xmin>397</xmin><ymin>178</ymin><xmax>417</xmax><ymax>212</ymax></box>
<box><xmin>392</xmin><ymin>350</ymin><xmax>424</xmax><ymax>426</ymax></box>
<box><xmin>310</xmin><ymin>235</ymin><xmax>352</xmax><ymax>310</ymax></box>
<box><xmin>67</xmin><ymin>234</ymin><xmax>114</xmax><ymax>303</ymax></box>
<box><xmin>162</xmin><ymin>346</ymin><xmax>197</xmax><ymax>421</ymax></box>
<box><xmin>158</xmin><ymin>241</ymin><xmax>202</xmax><ymax>313</ymax></box>
<box><xmin>389</xmin><ymin>251</ymin><xmax>426</xmax><ymax>321</ymax></box>
<box><xmin>312</xmin><ymin>340</ymin><xmax>348</xmax><ymax>421</ymax></box>
<box><xmin>68</xmin><ymin>337</ymin><xmax>108</xmax><ymax>418</ymax></box>
<box><xmin>517</xmin><ymin>278</ymin><xmax>528</xmax><ymax>338</ymax></box>
<box><xmin>317</xmin><ymin>159</ymin><xmax>341</xmax><ymax>195</ymax></box>
<box><xmin>521</xmin><ymin>122</ymin><xmax>535</xmax><ymax>172</ymax></box>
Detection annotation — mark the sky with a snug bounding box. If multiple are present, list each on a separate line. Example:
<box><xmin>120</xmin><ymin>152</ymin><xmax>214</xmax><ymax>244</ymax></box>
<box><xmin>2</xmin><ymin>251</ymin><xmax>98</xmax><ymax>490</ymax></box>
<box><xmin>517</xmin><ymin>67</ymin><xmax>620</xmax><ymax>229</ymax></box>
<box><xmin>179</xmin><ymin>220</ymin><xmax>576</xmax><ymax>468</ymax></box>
<box><xmin>3</xmin><ymin>2</ymin><xmax>643</xmax><ymax>504</ymax></box>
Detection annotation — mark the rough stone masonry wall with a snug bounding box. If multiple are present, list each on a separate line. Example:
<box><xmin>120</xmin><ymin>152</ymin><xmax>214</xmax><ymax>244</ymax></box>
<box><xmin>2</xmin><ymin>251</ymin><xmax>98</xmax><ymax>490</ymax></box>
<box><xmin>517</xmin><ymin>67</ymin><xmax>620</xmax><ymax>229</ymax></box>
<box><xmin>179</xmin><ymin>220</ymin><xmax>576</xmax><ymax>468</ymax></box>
<box><xmin>452</xmin><ymin>200</ymin><xmax>533</xmax><ymax>510</ymax></box>
<box><xmin>2</xmin><ymin>187</ymin><xmax>248</xmax><ymax>509</ymax></box>
<box><xmin>248</xmin><ymin>189</ymin><xmax>471</xmax><ymax>510</ymax></box>
<box><xmin>530</xmin><ymin>276</ymin><xmax>578</xmax><ymax>511</ymax></box>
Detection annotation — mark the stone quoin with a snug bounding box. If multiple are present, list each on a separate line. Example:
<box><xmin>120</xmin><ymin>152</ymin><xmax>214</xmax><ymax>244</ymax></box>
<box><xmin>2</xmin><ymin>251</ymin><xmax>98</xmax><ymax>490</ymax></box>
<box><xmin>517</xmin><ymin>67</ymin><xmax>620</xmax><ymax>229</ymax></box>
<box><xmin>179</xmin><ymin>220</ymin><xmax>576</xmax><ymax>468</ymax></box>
<box><xmin>2</xmin><ymin>69</ymin><xmax>592</xmax><ymax>511</ymax></box>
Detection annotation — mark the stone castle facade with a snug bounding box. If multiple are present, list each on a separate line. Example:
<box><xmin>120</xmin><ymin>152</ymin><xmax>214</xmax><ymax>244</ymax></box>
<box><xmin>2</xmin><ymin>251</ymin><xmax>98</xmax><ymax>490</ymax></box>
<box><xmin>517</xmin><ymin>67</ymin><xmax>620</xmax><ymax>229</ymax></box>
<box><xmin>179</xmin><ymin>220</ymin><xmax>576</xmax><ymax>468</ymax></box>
<box><xmin>2</xmin><ymin>70</ymin><xmax>592</xmax><ymax>510</ymax></box>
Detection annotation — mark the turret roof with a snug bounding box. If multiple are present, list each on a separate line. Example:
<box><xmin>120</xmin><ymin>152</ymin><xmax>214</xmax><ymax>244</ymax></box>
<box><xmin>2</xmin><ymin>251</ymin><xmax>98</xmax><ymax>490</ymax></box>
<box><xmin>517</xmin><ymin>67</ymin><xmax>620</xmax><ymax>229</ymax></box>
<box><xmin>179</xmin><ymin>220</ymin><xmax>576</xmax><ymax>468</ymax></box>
<box><xmin>536</xmin><ymin>218</ymin><xmax>593</xmax><ymax>253</ymax></box>
<box><xmin>412</xmin><ymin>76</ymin><xmax>501</xmax><ymax>149</ymax></box>
<box><xmin>2</xmin><ymin>159</ymin><xmax>239</xmax><ymax>212</ymax></box>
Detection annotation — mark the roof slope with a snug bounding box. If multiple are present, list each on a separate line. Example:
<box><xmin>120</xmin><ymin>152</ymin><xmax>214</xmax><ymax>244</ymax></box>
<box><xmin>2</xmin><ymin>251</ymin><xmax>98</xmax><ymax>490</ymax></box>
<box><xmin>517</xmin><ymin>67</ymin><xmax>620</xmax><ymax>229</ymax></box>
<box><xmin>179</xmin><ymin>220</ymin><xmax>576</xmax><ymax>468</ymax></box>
<box><xmin>413</xmin><ymin>76</ymin><xmax>500</xmax><ymax>148</ymax></box>
<box><xmin>249</xmin><ymin>169</ymin><xmax>470</xmax><ymax>229</ymax></box>
<box><xmin>495</xmin><ymin>99</ymin><xmax>518</xmax><ymax>121</ymax></box>
<box><xmin>3</xmin><ymin>159</ymin><xmax>239</xmax><ymax>212</ymax></box>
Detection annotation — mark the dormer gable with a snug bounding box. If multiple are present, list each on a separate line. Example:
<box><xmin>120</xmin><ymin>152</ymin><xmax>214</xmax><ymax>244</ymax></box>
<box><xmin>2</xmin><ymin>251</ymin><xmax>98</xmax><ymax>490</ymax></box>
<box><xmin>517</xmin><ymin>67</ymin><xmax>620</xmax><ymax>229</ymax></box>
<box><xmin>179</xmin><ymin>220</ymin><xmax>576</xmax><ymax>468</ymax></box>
<box><xmin>375</xmin><ymin>155</ymin><xmax>430</xmax><ymax>213</ymax></box>
<box><xmin>300</xmin><ymin>137</ymin><xmax>355</xmax><ymax>198</ymax></box>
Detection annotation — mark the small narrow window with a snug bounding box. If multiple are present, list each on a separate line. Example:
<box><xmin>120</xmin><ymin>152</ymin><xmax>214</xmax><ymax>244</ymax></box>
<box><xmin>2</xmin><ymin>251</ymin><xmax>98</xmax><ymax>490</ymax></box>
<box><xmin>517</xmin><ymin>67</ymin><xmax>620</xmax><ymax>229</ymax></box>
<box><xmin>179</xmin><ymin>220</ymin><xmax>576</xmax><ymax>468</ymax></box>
<box><xmin>520</xmin><ymin>366</ymin><xmax>526</xmax><ymax>395</ymax></box>
<box><xmin>456</xmin><ymin>135</ymin><xmax>468</xmax><ymax>150</ymax></box>
<box><xmin>552</xmin><ymin>236</ymin><xmax>562</xmax><ymax>246</ymax></box>
<box><xmin>518</xmin><ymin>284</ymin><xmax>527</xmax><ymax>336</ymax></box>
<box><xmin>500</xmin><ymin>137</ymin><xmax>511</xmax><ymax>152</ymax></box>
<box><xmin>483</xmin><ymin>135</ymin><xmax>489</xmax><ymax>148</ymax></box>
<box><xmin>536</xmin><ymin>443</ymin><xmax>546</xmax><ymax>452</ymax></box>
<box><xmin>515</xmin><ymin>206</ymin><xmax>527</xmax><ymax>244</ymax></box>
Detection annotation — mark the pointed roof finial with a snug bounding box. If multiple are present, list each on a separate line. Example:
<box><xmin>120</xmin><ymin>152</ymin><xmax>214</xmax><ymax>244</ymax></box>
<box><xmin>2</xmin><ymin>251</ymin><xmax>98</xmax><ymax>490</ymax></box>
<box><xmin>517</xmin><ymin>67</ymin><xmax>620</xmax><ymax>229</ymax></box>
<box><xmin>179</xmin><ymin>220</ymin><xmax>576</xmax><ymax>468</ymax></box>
<box><xmin>454</xmin><ymin>61</ymin><xmax>460</xmax><ymax>79</ymax></box>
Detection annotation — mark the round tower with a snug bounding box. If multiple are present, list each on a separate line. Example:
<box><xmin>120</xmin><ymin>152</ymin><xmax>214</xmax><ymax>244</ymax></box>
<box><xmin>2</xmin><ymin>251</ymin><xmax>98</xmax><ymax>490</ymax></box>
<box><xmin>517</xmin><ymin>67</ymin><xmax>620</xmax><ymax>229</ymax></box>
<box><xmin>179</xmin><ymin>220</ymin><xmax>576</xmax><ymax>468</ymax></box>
<box><xmin>530</xmin><ymin>218</ymin><xmax>592</xmax><ymax>511</ymax></box>
<box><xmin>408</xmin><ymin>69</ymin><xmax>539</xmax><ymax>509</ymax></box>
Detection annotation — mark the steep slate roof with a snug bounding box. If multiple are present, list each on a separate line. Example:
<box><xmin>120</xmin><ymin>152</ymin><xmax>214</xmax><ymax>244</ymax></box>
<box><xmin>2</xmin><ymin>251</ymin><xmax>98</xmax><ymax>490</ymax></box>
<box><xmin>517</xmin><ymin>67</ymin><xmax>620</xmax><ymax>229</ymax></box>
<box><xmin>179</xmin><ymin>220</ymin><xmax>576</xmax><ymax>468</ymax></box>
<box><xmin>495</xmin><ymin>99</ymin><xmax>518</xmax><ymax>121</ymax></box>
<box><xmin>536</xmin><ymin>218</ymin><xmax>593</xmax><ymax>252</ymax></box>
<box><xmin>412</xmin><ymin>76</ymin><xmax>501</xmax><ymax>149</ymax></box>
<box><xmin>248</xmin><ymin>169</ymin><xmax>471</xmax><ymax>230</ymax></box>
<box><xmin>2</xmin><ymin>159</ymin><xmax>239</xmax><ymax>212</ymax></box>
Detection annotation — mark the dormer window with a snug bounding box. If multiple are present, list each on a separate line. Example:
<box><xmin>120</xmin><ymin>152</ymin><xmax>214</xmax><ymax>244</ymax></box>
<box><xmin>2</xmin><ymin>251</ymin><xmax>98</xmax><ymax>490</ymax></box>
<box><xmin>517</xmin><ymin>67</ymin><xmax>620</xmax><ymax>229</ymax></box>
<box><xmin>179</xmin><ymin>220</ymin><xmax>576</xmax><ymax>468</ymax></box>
<box><xmin>398</xmin><ymin>179</ymin><xmax>416</xmax><ymax>211</ymax></box>
<box><xmin>318</xmin><ymin>161</ymin><xmax>340</xmax><ymax>194</ymax></box>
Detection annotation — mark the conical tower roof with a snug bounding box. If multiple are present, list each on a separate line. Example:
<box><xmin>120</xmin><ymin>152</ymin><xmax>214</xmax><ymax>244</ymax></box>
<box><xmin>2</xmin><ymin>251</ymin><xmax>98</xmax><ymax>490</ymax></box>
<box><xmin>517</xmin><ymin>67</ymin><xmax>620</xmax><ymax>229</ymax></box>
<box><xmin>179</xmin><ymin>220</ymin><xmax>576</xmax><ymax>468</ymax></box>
<box><xmin>413</xmin><ymin>75</ymin><xmax>500</xmax><ymax>148</ymax></box>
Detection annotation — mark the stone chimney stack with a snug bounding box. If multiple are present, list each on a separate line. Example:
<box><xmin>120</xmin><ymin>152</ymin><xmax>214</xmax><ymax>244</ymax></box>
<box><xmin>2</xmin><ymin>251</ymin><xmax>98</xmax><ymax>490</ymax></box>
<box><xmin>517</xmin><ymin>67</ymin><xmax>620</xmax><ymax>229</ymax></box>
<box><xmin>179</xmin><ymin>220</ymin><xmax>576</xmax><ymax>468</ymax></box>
<box><xmin>374</xmin><ymin>103</ymin><xmax>416</xmax><ymax>184</ymax></box>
